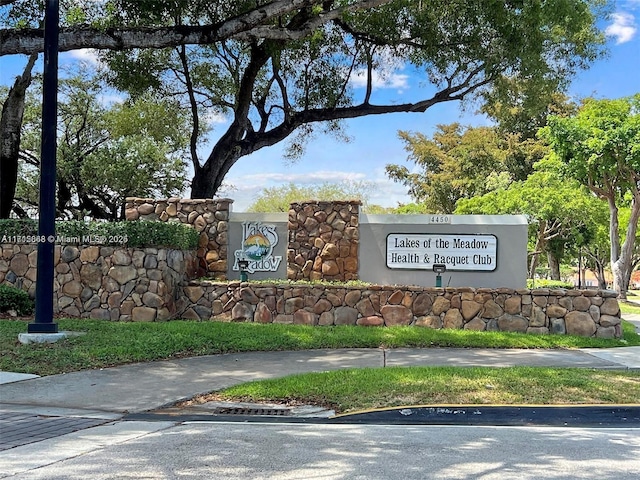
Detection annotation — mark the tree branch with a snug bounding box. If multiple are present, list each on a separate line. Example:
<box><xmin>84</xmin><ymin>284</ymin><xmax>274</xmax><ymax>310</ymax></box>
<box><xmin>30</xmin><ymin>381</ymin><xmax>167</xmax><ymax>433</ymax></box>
<box><xmin>1</xmin><ymin>0</ymin><xmax>393</xmax><ymax>56</ymax></box>
<box><xmin>177</xmin><ymin>45</ymin><xmax>201</xmax><ymax>172</ymax></box>
<box><xmin>241</xmin><ymin>73</ymin><xmax>491</xmax><ymax>155</ymax></box>
<box><xmin>364</xmin><ymin>48</ymin><xmax>373</xmax><ymax>104</ymax></box>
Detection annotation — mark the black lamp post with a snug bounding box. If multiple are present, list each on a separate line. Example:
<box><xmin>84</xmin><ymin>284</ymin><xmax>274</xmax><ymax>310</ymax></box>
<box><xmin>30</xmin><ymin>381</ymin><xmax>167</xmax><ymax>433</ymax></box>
<box><xmin>239</xmin><ymin>259</ymin><xmax>249</xmax><ymax>282</ymax></box>
<box><xmin>433</xmin><ymin>264</ymin><xmax>446</xmax><ymax>288</ymax></box>
<box><xmin>28</xmin><ymin>0</ymin><xmax>59</xmax><ymax>334</ymax></box>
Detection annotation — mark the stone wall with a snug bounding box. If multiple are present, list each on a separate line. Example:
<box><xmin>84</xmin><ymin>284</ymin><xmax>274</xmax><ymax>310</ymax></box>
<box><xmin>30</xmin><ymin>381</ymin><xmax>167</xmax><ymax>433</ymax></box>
<box><xmin>0</xmin><ymin>199</ymin><xmax>625</xmax><ymax>339</ymax></box>
<box><xmin>178</xmin><ymin>283</ymin><xmax>622</xmax><ymax>338</ymax></box>
<box><xmin>125</xmin><ymin>197</ymin><xmax>232</xmax><ymax>279</ymax></box>
<box><xmin>0</xmin><ymin>243</ymin><xmax>195</xmax><ymax>321</ymax></box>
<box><xmin>287</xmin><ymin>200</ymin><xmax>360</xmax><ymax>282</ymax></box>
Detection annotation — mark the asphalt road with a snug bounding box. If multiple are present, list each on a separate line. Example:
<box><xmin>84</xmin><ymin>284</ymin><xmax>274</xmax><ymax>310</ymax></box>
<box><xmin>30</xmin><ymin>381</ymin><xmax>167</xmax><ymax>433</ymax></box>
<box><xmin>2</xmin><ymin>421</ymin><xmax>639</xmax><ymax>479</ymax></box>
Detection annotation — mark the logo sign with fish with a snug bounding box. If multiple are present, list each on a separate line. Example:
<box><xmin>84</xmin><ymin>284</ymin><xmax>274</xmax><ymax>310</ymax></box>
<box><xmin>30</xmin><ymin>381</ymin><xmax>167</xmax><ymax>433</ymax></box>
<box><xmin>233</xmin><ymin>221</ymin><xmax>282</xmax><ymax>273</ymax></box>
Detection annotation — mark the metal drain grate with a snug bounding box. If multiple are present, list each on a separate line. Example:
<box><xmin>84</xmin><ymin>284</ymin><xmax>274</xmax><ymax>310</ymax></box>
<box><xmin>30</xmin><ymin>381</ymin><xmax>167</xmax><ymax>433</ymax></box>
<box><xmin>213</xmin><ymin>407</ymin><xmax>290</xmax><ymax>416</ymax></box>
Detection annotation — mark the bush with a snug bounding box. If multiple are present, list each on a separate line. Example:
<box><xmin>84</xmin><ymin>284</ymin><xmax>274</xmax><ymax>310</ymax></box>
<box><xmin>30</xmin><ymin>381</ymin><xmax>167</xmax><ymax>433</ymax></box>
<box><xmin>0</xmin><ymin>218</ymin><xmax>38</xmax><ymax>237</ymax></box>
<box><xmin>0</xmin><ymin>284</ymin><xmax>34</xmax><ymax>315</ymax></box>
<box><xmin>0</xmin><ymin>219</ymin><xmax>198</xmax><ymax>250</ymax></box>
<box><xmin>527</xmin><ymin>279</ymin><xmax>574</xmax><ymax>289</ymax></box>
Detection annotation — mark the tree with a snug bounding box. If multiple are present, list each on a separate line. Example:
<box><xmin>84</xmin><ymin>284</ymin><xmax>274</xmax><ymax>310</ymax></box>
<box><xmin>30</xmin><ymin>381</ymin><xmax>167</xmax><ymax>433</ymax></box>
<box><xmin>541</xmin><ymin>95</ymin><xmax>640</xmax><ymax>298</ymax></box>
<box><xmin>481</xmin><ymin>80</ymin><xmax>578</xmax><ymax>181</ymax></box>
<box><xmin>386</xmin><ymin>124</ymin><xmax>513</xmax><ymax>213</ymax></box>
<box><xmin>1</xmin><ymin>0</ymin><xmax>607</xmax><ymax>201</ymax></box>
<box><xmin>0</xmin><ymin>52</ymin><xmax>36</xmax><ymax>218</ymax></box>
<box><xmin>16</xmin><ymin>71</ymin><xmax>190</xmax><ymax>219</ymax></box>
<box><xmin>386</xmin><ymin>84</ymin><xmax>577</xmax><ymax>209</ymax></box>
<box><xmin>581</xmin><ymin>205</ymin><xmax>614</xmax><ymax>289</ymax></box>
<box><xmin>481</xmin><ymin>78</ymin><xmax>579</xmax><ymax>140</ymax></box>
<box><xmin>455</xmin><ymin>158</ymin><xmax>603</xmax><ymax>280</ymax></box>
<box><xmin>247</xmin><ymin>181</ymin><xmax>372</xmax><ymax>212</ymax></box>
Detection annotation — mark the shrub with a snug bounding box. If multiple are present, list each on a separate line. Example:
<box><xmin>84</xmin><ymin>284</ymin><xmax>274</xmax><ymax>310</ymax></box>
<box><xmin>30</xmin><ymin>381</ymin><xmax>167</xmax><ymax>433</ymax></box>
<box><xmin>0</xmin><ymin>219</ymin><xmax>198</xmax><ymax>250</ymax></box>
<box><xmin>527</xmin><ymin>279</ymin><xmax>574</xmax><ymax>289</ymax></box>
<box><xmin>0</xmin><ymin>284</ymin><xmax>34</xmax><ymax>315</ymax></box>
<box><xmin>0</xmin><ymin>218</ymin><xmax>38</xmax><ymax>237</ymax></box>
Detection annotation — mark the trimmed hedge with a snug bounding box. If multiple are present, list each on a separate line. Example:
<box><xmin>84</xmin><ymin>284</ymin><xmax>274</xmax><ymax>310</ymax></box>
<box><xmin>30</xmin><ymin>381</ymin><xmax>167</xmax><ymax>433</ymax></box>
<box><xmin>0</xmin><ymin>284</ymin><xmax>34</xmax><ymax>315</ymax></box>
<box><xmin>0</xmin><ymin>219</ymin><xmax>198</xmax><ymax>250</ymax></box>
<box><xmin>527</xmin><ymin>279</ymin><xmax>574</xmax><ymax>289</ymax></box>
<box><xmin>0</xmin><ymin>218</ymin><xmax>38</xmax><ymax>236</ymax></box>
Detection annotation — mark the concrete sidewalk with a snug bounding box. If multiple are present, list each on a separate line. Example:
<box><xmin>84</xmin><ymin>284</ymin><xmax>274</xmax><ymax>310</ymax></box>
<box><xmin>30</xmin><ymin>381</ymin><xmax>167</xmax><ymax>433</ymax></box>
<box><xmin>2</xmin><ymin>315</ymin><xmax>639</xmax><ymax>477</ymax></box>
<box><xmin>1</xmin><ymin>343</ymin><xmax>639</xmax><ymax>474</ymax></box>
<box><xmin>2</xmin><ymin>346</ymin><xmax>639</xmax><ymax>416</ymax></box>
<box><xmin>1</xmin><ymin>314</ymin><xmax>639</xmax><ymax>452</ymax></box>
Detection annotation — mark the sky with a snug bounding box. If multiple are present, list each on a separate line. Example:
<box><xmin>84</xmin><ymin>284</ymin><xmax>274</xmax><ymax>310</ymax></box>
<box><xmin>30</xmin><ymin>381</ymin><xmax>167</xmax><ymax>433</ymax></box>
<box><xmin>1</xmin><ymin>1</ymin><xmax>639</xmax><ymax>212</ymax></box>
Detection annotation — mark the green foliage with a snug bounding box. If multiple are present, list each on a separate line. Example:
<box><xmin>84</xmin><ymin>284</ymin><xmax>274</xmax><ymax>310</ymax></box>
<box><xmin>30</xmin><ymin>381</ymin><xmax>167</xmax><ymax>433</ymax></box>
<box><xmin>247</xmin><ymin>182</ymin><xmax>371</xmax><ymax>213</ymax></box>
<box><xmin>93</xmin><ymin>0</ymin><xmax>606</xmax><ymax>196</ymax></box>
<box><xmin>108</xmin><ymin>221</ymin><xmax>199</xmax><ymax>249</ymax></box>
<box><xmin>17</xmin><ymin>71</ymin><xmax>190</xmax><ymax>220</ymax></box>
<box><xmin>228</xmin><ymin>278</ymin><xmax>372</xmax><ymax>288</ymax></box>
<box><xmin>3</xmin><ymin>0</ymin><xmax>608</xmax><ymax>204</ymax></box>
<box><xmin>0</xmin><ymin>218</ymin><xmax>38</xmax><ymax>237</ymax></box>
<box><xmin>456</xmin><ymin>158</ymin><xmax>606</xmax><ymax>275</ymax></box>
<box><xmin>0</xmin><ymin>220</ymin><xmax>198</xmax><ymax>249</ymax></box>
<box><xmin>0</xmin><ymin>284</ymin><xmax>34</xmax><ymax>315</ymax></box>
<box><xmin>392</xmin><ymin>203</ymin><xmax>430</xmax><ymax>215</ymax></box>
<box><xmin>542</xmin><ymin>95</ymin><xmax>640</xmax><ymax>196</ymax></box>
<box><xmin>482</xmin><ymin>78</ymin><xmax>578</xmax><ymax>140</ymax></box>
<box><xmin>387</xmin><ymin>125</ymin><xmax>510</xmax><ymax>213</ymax></box>
<box><xmin>541</xmin><ymin>94</ymin><xmax>640</xmax><ymax>294</ymax></box>
<box><xmin>526</xmin><ymin>279</ymin><xmax>574</xmax><ymax>289</ymax></box>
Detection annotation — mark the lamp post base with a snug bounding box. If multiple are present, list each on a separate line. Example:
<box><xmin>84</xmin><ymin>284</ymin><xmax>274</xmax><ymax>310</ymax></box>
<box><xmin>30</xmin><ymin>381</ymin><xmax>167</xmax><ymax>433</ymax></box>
<box><xmin>27</xmin><ymin>322</ymin><xmax>59</xmax><ymax>334</ymax></box>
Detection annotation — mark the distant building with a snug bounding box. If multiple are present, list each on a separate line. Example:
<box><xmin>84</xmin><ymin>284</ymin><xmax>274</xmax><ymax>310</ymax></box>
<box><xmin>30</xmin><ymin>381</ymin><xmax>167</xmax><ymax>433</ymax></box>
<box><xmin>570</xmin><ymin>269</ymin><xmax>613</xmax><ymax>289</ymax></box>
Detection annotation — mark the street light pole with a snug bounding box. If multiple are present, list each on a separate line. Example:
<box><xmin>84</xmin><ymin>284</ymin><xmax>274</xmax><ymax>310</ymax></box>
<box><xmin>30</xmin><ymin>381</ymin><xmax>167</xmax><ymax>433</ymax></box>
<box><xmin>28</xmin><ymin>0</ymin><xmax>59</xmax><ymax>334</ymax></box>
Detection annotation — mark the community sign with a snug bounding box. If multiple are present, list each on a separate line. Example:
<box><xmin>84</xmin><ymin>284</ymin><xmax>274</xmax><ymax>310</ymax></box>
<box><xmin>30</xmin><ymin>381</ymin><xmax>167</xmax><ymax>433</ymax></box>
<box><xmin>233</xmin><ymin>221</ymin><xmax>282</xmax><ymax>273</ymax></box>
<box><xmin>386</xmin><ymin>233</ymin><xmax>497</xmax><ymax>271</ymax></box>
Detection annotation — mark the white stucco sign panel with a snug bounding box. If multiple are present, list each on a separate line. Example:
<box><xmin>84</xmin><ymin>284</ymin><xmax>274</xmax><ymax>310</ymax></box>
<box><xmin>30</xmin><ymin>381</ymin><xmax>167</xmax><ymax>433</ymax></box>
<box><xmin>386</xmin><ymin>233</ymin><xmax>497</xmax><ymax>271</ymax></box>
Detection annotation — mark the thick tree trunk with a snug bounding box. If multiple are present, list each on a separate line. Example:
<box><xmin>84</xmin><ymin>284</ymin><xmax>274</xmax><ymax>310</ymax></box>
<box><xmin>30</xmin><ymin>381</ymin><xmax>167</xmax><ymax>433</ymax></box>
<box><xmin>190</xmin><ymin>42</ymin><xmax>271</xmax><ymax>199</ymax></box>
<box><xmin>1</xmin><ymin>1</ymin><xmax>394</xmax><ymax>55</ymax></box>
<box><xmin>610</xmin><ymin>193</ymin><xmax>640</xmax><ymax>299</ymax></box>
<box><xmin>528</xmin><ymin>222</ymin><xmax>546</xmax><ymax>279</ymax></box>
<box><xmin>593</xmin><ymin>262</ymin><xmax>607</xmax><ymax>289</ymax></box>
<box><xmin>0</xmin><ymin>53</ymin><xmax>37</xmax><ymax>218</ymax></box>
<box><xmin>612</xmin><ymin>263</ymin><xmax>630</xmax><ymax>300</ymax></box>
<box><xmin>547</xmin><ymin>251</ymin><xmax>561</xmax><ymax>281</ymax></box>
<box><xmin>190</xmin><ymin>149</ymin><xmax>240</xmax><ymax>199</ymax></box>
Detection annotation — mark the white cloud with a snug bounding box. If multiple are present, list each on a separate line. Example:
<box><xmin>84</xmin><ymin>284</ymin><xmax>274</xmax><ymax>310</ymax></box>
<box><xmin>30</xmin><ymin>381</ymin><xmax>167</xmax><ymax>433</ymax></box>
<box><xmin>605</xmin><ymin>12</ymin><xmax>637</xmax><ymax>44</ymax></box>
<box><xmin>365</xmin><ymin>166</ymin><xmax>411</xmax><ymax>207</ymax></box>
<box><xmin>68</xmin><ymin>49</ymin><xmax>101</xmax><ymax>65</ymax></box>
<box><xmin>203</xmin><ymin>110</ymin><xmax>227</xmax><ymax>124</ymax></box>
<box><xmin>349</xmin><ymin>48</ymin><xmax>409</xmax><ymax>92</ymax></box>
<box><xmin>350</xmin><ymin>69</ymin><xmax>409</xmax><ymax>91</ymax></box>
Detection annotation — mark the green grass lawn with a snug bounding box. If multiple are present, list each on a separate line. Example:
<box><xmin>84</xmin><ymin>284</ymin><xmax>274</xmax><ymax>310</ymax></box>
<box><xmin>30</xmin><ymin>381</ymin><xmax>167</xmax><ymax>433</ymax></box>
<box><xmin>199</xmin><ymin>366</ymin><xmax>640</xmax><ymax>413</ymax></box>
<box><xmin>620</xmin><ymin>300</ymin><xmax>640</xmax><ymax>316</ymax></box>
<box><xmin>1</xmin><ymin>318</ymin><xmax>639</xmax><ymax>376</ymax></box>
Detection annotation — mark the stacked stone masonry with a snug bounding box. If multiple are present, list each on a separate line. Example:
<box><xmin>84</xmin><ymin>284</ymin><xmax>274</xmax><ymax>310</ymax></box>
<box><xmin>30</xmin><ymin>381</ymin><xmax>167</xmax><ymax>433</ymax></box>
<box><xmin>0</xmin><ymin>199</ymin><xmax>624</xmax><ymax>339</ymax></box>
<box><xmin>0</xmin><ymin>243</ymin><xmax>194</xmax><ymax>321</ymax></box>
<box><xmin>287</xmin><ymin>200</ymin><xmax>360</xmax><ymax>282</ymax></box>
<box><xmin>178</xmin><ymin>283</ymin><xmax>622</xmax><ymax>338</ymax></box>
<box><xmin>125</xmin><ymin>197</ymin><xmax>232</xmax><ymax>279</ymax></box>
